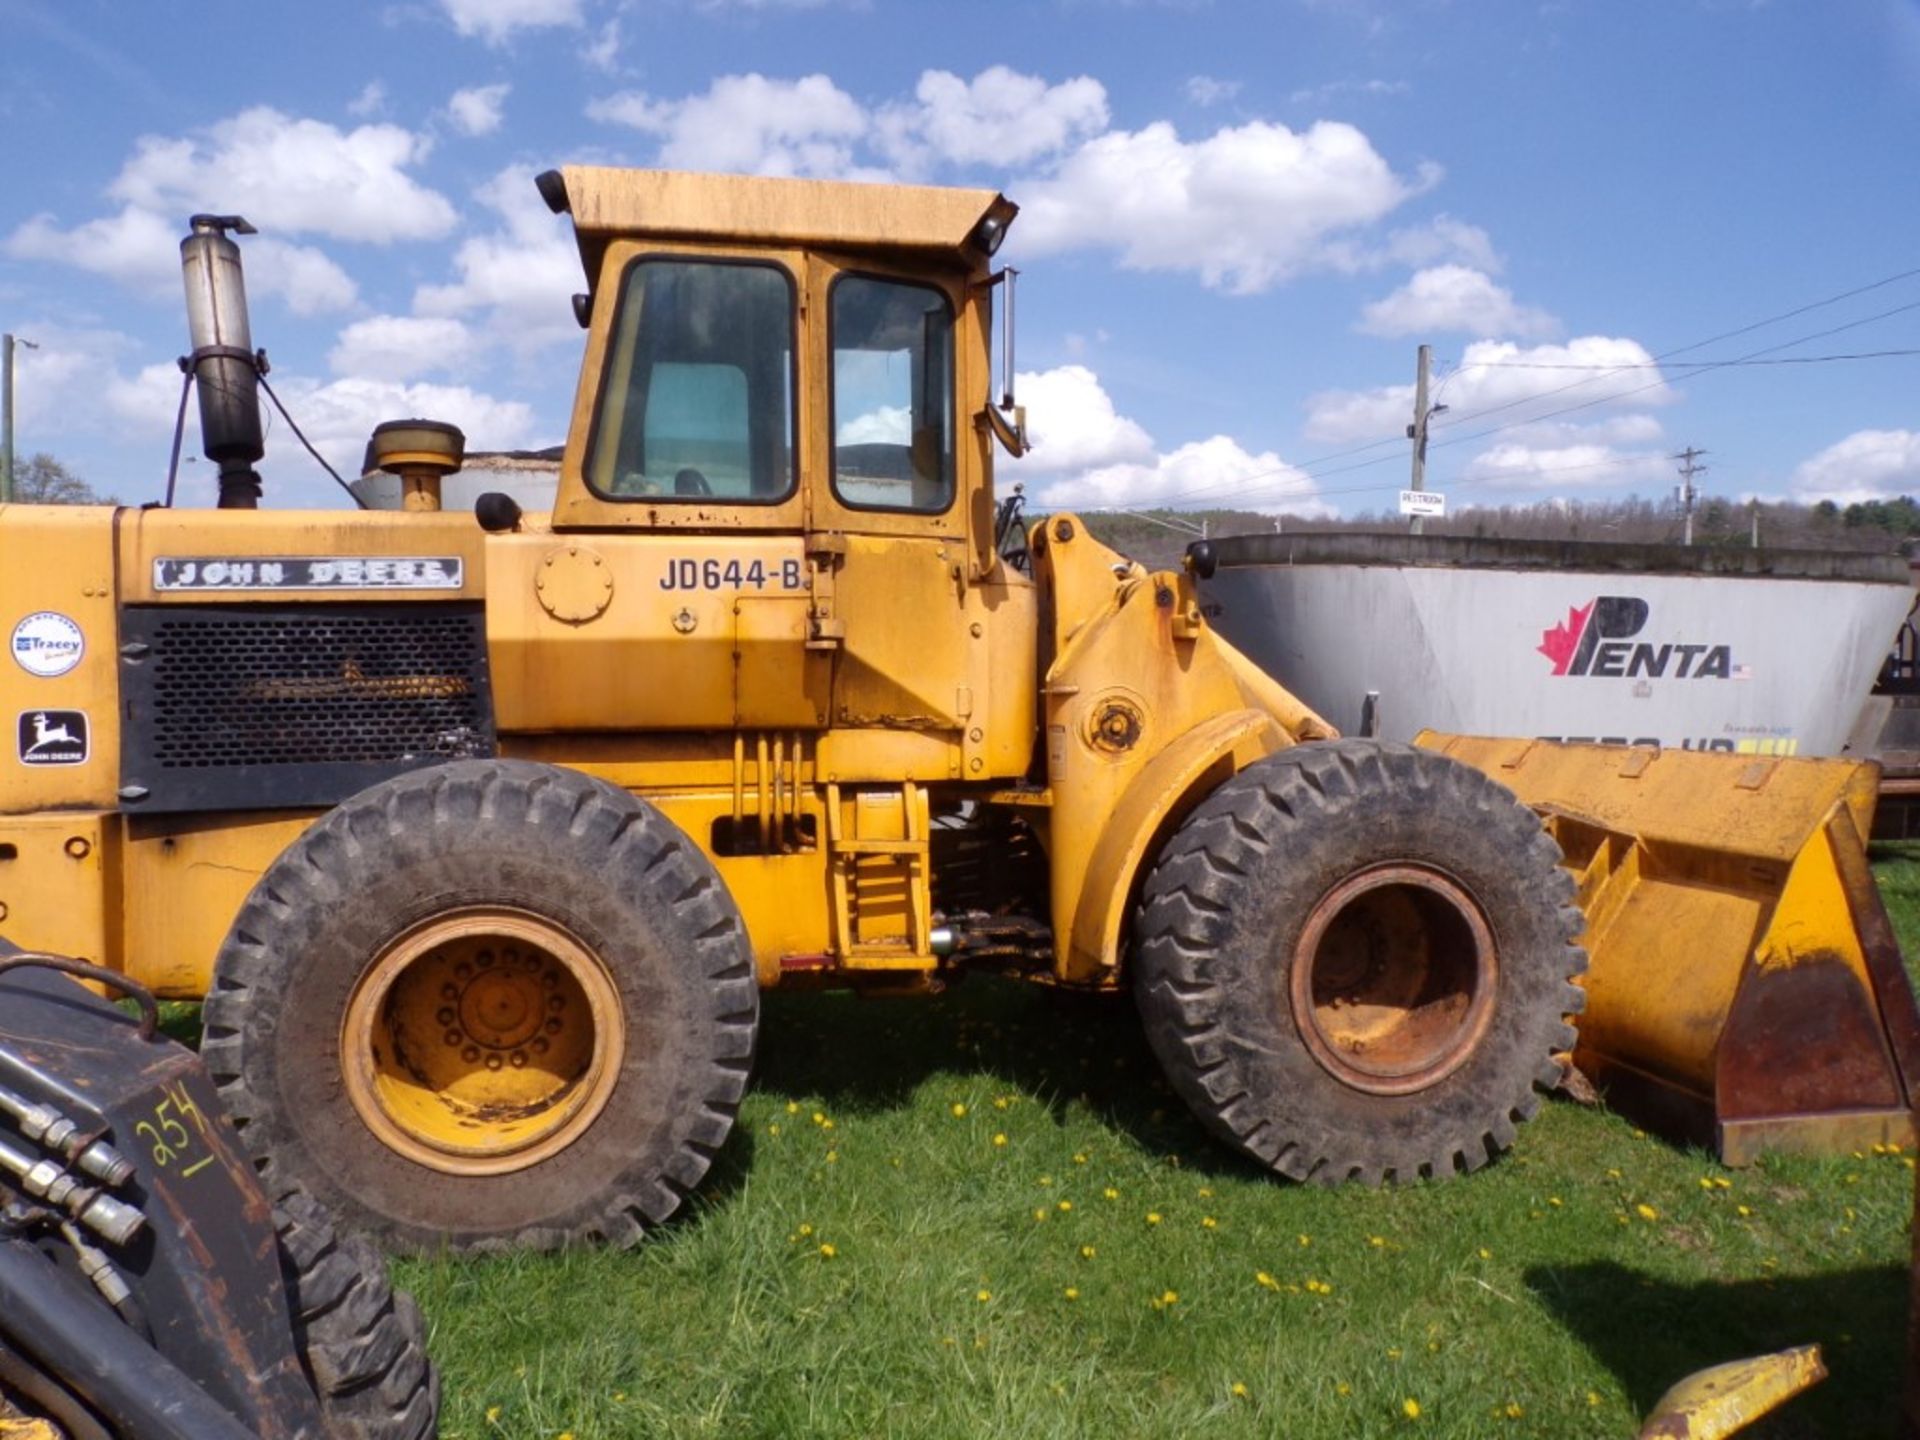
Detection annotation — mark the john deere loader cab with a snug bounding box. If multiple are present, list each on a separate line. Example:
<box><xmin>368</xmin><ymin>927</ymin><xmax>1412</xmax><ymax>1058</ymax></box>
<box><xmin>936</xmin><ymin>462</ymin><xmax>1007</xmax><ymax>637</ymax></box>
<box><xmin>0</xmin><ymin>163</ymin><xmax>1907</xmax><ymax>1253</ymax></box>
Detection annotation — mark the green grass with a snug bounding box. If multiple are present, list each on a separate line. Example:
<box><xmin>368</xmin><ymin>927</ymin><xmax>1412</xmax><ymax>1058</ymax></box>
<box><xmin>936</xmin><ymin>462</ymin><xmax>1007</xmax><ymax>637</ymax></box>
<box><xmin>383</xmin><ymin>850</ymin><xmax>1920</xmax><ymax>1439</ymax></box>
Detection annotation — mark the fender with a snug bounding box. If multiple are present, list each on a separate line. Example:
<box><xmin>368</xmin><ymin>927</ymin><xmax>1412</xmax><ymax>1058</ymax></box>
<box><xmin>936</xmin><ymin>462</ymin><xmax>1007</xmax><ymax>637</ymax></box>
<box><xmin>1063</xmin><ymin>707</ymin><xmax>1287</xmax><ymax>983</ymax></box>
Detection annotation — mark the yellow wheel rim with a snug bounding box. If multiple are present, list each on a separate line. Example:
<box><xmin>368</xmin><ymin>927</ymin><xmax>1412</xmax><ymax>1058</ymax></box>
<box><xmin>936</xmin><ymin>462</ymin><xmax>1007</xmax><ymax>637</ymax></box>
<box><xmin>1289</xmin><ymin>866</ymin><xmax>1498</xmax><ymax>1096</ymax></box>
<box><xmin>341</xmin><ymin>908</ymin><xmax>626</xmax><ymax>1176</ymax></box>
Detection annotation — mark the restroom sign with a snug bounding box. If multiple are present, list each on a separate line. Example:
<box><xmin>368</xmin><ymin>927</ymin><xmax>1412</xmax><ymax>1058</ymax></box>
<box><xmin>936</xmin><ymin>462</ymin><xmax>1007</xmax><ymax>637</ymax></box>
<box><xmin>1399</xmin><ymin>490</ymin><xmax>1446</xmax><ymax>518</ymax></box>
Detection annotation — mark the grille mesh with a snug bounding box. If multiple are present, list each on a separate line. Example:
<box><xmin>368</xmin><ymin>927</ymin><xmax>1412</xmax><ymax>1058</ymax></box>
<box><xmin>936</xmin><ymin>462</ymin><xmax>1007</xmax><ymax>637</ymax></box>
<box><xmin>142</xmin><ymin>607</ymin><xmax>492</xmax><ymax>769</ymax></box>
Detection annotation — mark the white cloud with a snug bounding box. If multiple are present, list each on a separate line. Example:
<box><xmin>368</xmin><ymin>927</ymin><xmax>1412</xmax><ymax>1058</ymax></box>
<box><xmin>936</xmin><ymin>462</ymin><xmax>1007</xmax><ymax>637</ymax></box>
<box><xmin>1001</xmin><ymin>364</ymin><xmax>1327</xmax><ymax>515</ymax></box>
<box><xmin>838</xmin><ymin>405</ymin><xmax>909</xmax><ymax>445</ymax></box>
<box><xmin>877</xmin><ymin>68</ymin><xmax>1108</xmax><ymax>172</ymax></box>
<box><xmin>107</xmin><ymin>107</ymin><xmax>457</xmax><ymax>243</ymax></box>
<box><xmin>1184</xmin><ymin>75</ymin><xmax>1241</xmax><ymax>107</ymax></box>
<box><xmin>1305</xmin><ymin>336</ymin><xmax>1674</xmax><ymax>443</ymax></box>
<box><xmin>1287</xmin><ymin>77</ymin><xmax>1409</xmax><ymax>106</ymax></box>
<box><xmin>347</xmin><ymin>81</ymin><xmax>387</xmax><ymax>118</ymax></box>
<box><xmin>1370</xmin><ymin>215</ymin><xmax>1501</xmax><ymax>274</ymax></box>
<box><xmin>1459</xmin><ymin>442</ymin><xmax>1672</xmax><ymax>492</ymax></box>
<box><xmin>446</xmin><ymin>83</ymin><xmax>510</xmax><ymax>137</ymax></box>
<box><xmin>1004</xmin><ymin>365</ymin><xmax>1154</xmax><ymax>475</ymax></box>
<box><xmin>414</xmin><ymin>165</ymin><xmax>582</xmax><ymax>351</ymax></box>
<box><xmin>1015</xmin><ymin>119</ymin><xmax>1435</xmax><ymax>294</ymax></box>
<box><xmin>329</xmin><ymin>316</ymin><xmax>481</xmax><ymax>381</ymax></box>
<box><xmin>1791</xmin><ymin>429</ymin><xmax>1920</xmax><ymax>504</ymax></box>
<box><xmin>440</xmin><ymin>0</ymin><xmax>583</xmax><ymax>44</ymax></box>
<box><xmin>8</xmin><ymin>205</ymin><xmax>357</xmax><ymax>314</ymax></box>
<box><xmin>588</xmin><ymin>74</ymin><xmax>870</xmax><ymax>178</ymax></box>
<box><xmin>1358</xmin><ymin>265</ymin><xmax>1557</xmax><ymax>339</ymax></box>
<box><xmin>581</xmin><ymin>18</ymin><xmax>621</xmax><ymax>72</ymax></box>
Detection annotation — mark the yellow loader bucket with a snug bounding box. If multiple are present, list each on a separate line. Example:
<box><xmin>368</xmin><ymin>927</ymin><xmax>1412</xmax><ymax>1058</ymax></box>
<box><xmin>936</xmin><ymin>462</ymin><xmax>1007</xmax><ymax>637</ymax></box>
<box><xmin>1422</xmin><ymin>734</ymin><xmax>1920</xmax><ymax>1164</ymax></box>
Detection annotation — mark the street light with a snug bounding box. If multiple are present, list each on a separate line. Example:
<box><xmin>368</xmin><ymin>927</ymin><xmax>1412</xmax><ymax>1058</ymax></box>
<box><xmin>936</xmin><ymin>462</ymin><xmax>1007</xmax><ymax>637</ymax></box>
<box><xmin>2</xmin><ymin>333</ymin><xmax>41</xmax><ymax>504</ymax></box>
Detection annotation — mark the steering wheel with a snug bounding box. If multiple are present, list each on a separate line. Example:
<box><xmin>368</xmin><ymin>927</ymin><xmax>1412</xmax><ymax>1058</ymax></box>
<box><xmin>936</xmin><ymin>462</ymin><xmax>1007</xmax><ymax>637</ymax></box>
<box><xmin>673</xmin><ymin>467</ymin><xmax>712</xmax><ymax>497</ymax></box>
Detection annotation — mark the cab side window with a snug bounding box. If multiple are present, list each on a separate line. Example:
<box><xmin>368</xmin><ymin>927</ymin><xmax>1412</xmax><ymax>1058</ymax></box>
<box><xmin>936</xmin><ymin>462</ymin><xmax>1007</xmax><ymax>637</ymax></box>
<box><xmin>830</xmin><ymin>275</ymin><xmax>954</xmax><ymax>514</ymax></box>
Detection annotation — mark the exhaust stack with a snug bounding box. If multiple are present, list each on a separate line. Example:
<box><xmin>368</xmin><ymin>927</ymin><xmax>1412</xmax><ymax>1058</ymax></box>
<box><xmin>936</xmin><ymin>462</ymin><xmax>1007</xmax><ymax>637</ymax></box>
<box><xmin>180</xmin><ymin>215</ymin><xmax>264</xmax><ymax>509</ymax></box>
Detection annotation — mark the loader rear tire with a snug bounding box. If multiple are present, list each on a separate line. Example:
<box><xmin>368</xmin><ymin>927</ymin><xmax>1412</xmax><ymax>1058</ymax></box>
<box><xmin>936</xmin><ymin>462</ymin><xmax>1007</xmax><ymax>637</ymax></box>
<box><xmin>1133</xmin><ymin>740</ymin><xmax>1585</xmax><ymax>1185</ymax></box>
<box><xmin>203</xmin><ymin>760</ymin><xmax>758</xmax><ymax>1251</ymax></box>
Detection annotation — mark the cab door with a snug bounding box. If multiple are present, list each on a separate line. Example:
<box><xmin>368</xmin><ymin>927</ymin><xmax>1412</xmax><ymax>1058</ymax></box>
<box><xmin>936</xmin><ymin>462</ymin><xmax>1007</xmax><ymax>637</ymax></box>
<box><xmin>805</xmin><ymin>255</ymin><xmax>975</xmax><ymax>743</ymax></box>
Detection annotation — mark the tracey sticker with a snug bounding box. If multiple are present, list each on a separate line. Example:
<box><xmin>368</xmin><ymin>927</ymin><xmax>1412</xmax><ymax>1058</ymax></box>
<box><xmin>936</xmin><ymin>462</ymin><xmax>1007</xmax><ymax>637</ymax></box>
<box><xmin>18</xmin><ymin>709</ymin><xmax>88</xmax><ymax>766</ymax></box>
<box><xmin>10</xmin><ymin>612</ymin><xmax>85</xmax><ymax>678</ymax></box>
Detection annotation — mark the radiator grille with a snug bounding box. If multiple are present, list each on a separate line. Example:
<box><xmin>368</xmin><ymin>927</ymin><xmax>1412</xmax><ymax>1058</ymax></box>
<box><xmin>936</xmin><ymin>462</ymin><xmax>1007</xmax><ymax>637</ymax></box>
<box><xmin>120</xmin><ymin>603</ymin><xmax>495</xmax><ymax>811</ymax></box>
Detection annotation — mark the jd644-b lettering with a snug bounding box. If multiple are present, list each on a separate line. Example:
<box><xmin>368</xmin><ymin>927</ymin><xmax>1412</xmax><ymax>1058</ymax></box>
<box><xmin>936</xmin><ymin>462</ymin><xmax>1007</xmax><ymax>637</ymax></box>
<box><xmin>660</xmin><ymin>557</ymin><xmax>803</xmax><ymax>591</ymax></box>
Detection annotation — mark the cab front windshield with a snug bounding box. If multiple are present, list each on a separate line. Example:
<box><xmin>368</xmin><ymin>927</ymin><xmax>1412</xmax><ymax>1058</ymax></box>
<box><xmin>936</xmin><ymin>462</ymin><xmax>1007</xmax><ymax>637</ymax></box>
<box><xmin>588</xmin><ymin>258</ymin><xmax>795</xmax><ymax>503</ymax></box>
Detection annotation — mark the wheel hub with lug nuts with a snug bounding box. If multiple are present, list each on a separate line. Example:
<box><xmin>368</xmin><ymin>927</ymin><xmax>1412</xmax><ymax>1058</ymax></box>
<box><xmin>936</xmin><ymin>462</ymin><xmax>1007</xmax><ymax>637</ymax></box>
<box><xmin>341</xmin><ymin>908</ymin><xmax>625</xmax><ymax>1175</ymax></box>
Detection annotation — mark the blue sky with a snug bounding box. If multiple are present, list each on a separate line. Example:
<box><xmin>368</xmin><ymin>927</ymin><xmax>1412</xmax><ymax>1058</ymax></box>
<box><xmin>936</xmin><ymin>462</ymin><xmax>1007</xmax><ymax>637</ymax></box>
<box><xmin>3</xmin><ymin>0</ymin><xmax>1917</xmax><ymax>516</ymax></box>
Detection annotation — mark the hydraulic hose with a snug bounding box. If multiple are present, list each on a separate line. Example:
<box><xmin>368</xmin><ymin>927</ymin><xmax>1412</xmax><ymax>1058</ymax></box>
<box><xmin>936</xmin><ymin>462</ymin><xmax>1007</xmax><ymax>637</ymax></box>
<box><xmin>0</xmin><ymin>1239</ymin><xmax>259</xmax><ymax>1440</ymax></box>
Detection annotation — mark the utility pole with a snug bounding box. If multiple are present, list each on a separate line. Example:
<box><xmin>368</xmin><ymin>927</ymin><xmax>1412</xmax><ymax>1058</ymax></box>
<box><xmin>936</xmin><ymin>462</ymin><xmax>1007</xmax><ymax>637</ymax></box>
<box><xmin>1406</xmin><ymin>344</ymin><xmax>1446</xmax><ymax>535</ymax></box>
<box><xmin>1672</xmin><ymin>445</ymin><xmax>1708</xmax><ymax>547</ymax></box>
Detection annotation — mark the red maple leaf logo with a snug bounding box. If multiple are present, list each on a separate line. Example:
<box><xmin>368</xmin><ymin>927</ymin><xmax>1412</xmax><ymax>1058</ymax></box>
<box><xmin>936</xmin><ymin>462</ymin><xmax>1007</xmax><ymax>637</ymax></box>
<box><xmin>1538</xmin><ymin>601</ymin><xmax>1593</xmax><ymax>676</ymax></box>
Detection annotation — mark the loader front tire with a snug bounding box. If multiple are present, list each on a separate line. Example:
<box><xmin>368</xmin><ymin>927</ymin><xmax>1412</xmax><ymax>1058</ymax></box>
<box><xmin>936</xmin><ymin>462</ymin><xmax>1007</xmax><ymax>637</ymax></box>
<box><xmin>1134</xmin><ymin>740</ymin><xmax>1585</xmax><ymax>1185</ymax></box>
<box><xmin>203</xmin><ymin>760</ymin><xmax>758</xmax><ymax>1251</ymax></box>
<box><xmin>276</xmin><ymin>1188</ymin><xmax>440</xmax><ymax>1439</ymax></box>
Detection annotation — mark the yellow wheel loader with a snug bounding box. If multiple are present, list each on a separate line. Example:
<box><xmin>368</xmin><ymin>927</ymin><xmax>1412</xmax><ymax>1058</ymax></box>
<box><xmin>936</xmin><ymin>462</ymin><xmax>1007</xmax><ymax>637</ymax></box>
<box><xmin>0</xmin><ymin>169</ymin><xmax>1910</xmax><ymax>1251</ymax></box>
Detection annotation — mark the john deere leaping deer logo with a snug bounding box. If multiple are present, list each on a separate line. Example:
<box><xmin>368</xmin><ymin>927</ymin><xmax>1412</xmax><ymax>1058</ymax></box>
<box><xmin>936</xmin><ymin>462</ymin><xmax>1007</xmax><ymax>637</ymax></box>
<box><xmin>1538</xmin><ymin>596</ymin><xmax>1741</xmax><ymax>680</ymax></box>
<box><xmin>16</xmin><ymin>709</ymin><xmax>88</xmax><ymax>766</ymax></box>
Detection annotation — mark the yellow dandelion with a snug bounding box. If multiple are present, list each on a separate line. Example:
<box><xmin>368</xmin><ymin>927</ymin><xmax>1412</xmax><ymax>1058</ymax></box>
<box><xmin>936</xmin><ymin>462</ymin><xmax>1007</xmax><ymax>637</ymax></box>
<box><xmin>1256</xmin><ymin>1270</ymin><xmax>1280</xmax><ymax>1290</ymax></box>
<box><xmin>1336</xmin><ymin>1382</ymin><xmax>1352</xmax><ymax>1397</ymax></box>
<box><xmin>1161</xmin><ymin>1289</ymin><xmax>1179</xmax><ymax>1305</ymax></box>
<box><xmin>976</xmin><ymin>1289</ymin><xmax>992</xmax><ymax>1302</ymax></box>
<box><xmin>486</xmin><ymin>1406</ymin><xmax>502</xmax><ymax>1424</ymax></box>
<box><xmin>818</xmin><ymin>1243</ymin><xmax>836</xmax><ymax>1258</ymax></box>
<box><xmin>1548</xmin><ymin>1196</ymin><xmax>1563</xmax><ymax>1207</ymax></box>
<box><xmin>993</xmin><ymin>1133</ymin><xmax>1008</xmax><ymax>1147</ymax></box>
<box><xmin>1039</xmin><ymin>1175</ymin><xmax>1054</xmax><ymax>1187</ymax></box>
<box><xmin>1073</xmin><ymin>1152</ymin><xmax>1089</xmax><ymax>1165</ymax></box>
<box><xmin>1387</xmin><ymin>1348</ymin><xmax>1403</xmax><ymax>1360</ymax></box>
<box><xmin>768</xmin><ymin>1123</ymin><xmax>781</xmax><ymax>1136</ymax></box>
<box><xmin>1063</xmin><ymin>1287</ymin><xmax>1080</xmax><ymax>1301</ymax></box>
<box><xmin>1198</xmin><ymin>1186</ymin><xmax>1213</xmax><ymax>1198</ymax></box>
<box><xmin>1714</xmin><ymin>1177</ymin><xmax>1731</xmax><ymax>1189</ymax></box>
<box><xmin>1104</xmin><ymin>1187</ymin><xmax>1120</xmax><ymax>1200</ymax></box>
<box><xmin>786</xmin><ymin>1101</ymin><xmax>799</xmax><ymax>1114</ymax></box>
<box><xmin>1504</xmin><ymin>1402</ymin><xmax>1524</xmax><ymax>1419</ymax></box>
<box><xmin>1586</xmin><ymin>1392</ymin><xmax>1602</xmax><ymax>1408</ymax></box>
<box><xmin>1081</xmin><ymin>1244</ymin><xmax>1097</xmax><ymax>1259</ymax></box>
<box><xmin>1605</xmin><ymin>1167</ymin><xmax>1622</xmax><ymax>1179</ymax></box>
<box><xmin>613</xmin><ymin>1393</ymin><xmax>626</xmax><ymax>1403</ymax></box>
<box><xmin>559</xmin><ymin>1432</ymin><xmax>576</xmax><ymax>1440</ymax></box>
<box><xmin>1202</xmin><ymin>1216</ymin><xmax>1218</xmax><ymax>1229</ymax></box>
<box><xmin>994</xmin><ymin>1097</ymin><xmax>1010</xmax><ymax>1110</ymax></box>
<box><xmin>1146</xmin><ymin>1211</ymin><xmax>1163</xmax><ymax>1225</ymax></box>
<box><xmin>1737</xmin><ymin>1204</ymin><xmax>1752</xmax><ymax>1217</ymax></box>
<box><xmin>1297</xmin><ymin>1233</ymin><xmax>1312</xmax><ymax>1247</ymax></box>
<box><xmin>1402</xmin><ymin>1397</ymin><xmax>1422</xmax><ymax>1420</ymax></box>
<box><xmin>1230</xmin><ymin>1382</ymin><xmax>1249</xmax><ymax>1399</ymax></box>
<box><xmin>1636</xmin><ymin>1203</ymin><xmax>1658</xmax><ymax>1221</ymax></box>
<box><xmin>1698</xmin><ymin>1177</ymin><xmax>1715</xmax><ymax>1190</ymax></box>
<box><xmin>1034</xmin><ymin>1208</ymin><xmax>1048</xmax><ymax>1222</ymax></box>
<box><xmin>798</xmin><ymin>1222</ymin><xmax>814</xmax><ymax>1236</ymax></box>
<box><xmin>812</xmin><ymin>1111</ymin><xmax>826</xmax><ymax>1126</ymax></box>
<box><xmin>1058</xmin><ymin>1200</ymin><xmax>1073</xmax><ymax>1212</ymax></box>
<box><xmin>951</xmin><ymin>1103</ymin><xmax>968</xmax><ymax>1117</ymax></box>
<box><xmin>1368</xmin><ymin>1235</ymin><xmax>1386</xmax><ymax>1247</ymax></box>
<box><xmin>825</xmin><ymin>1150</ymin><xmax>837</xmax><ymax>1164</ymax></box>
<box><xmin>1477</xmin><ymin>1247</ymin><xmax>1492</xmax><ymax>1260</ymax></box>
<box><xmin>821</xmin><ymin>1117</ymin><xmax>834</xmax><ymax>1130</ymax></box>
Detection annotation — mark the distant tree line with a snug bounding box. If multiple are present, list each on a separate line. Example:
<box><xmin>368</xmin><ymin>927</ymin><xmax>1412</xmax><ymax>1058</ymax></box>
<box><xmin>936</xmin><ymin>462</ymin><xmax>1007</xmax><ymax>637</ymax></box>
<box><xmin>6</xmin><ymin>454</ymin><xmax>114</xmax><ymax>505</ymax></box>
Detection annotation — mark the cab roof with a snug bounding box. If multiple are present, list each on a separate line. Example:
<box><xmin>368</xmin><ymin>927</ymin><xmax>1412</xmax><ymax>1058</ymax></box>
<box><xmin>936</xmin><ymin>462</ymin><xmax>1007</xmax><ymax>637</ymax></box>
<box><xmin>553</xmin><ymin>165</ymin><xmax>1017</xmax><ymax>281</ymax></box>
